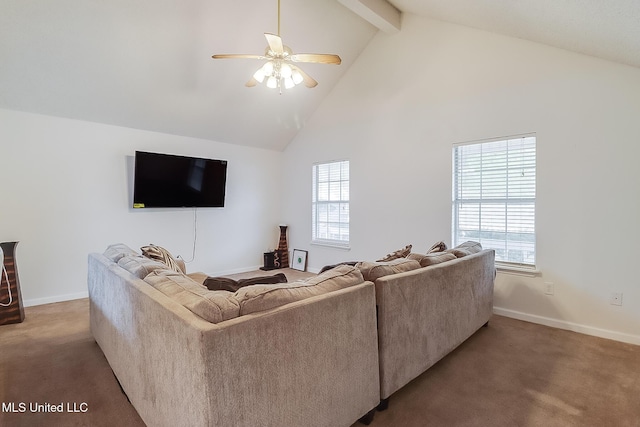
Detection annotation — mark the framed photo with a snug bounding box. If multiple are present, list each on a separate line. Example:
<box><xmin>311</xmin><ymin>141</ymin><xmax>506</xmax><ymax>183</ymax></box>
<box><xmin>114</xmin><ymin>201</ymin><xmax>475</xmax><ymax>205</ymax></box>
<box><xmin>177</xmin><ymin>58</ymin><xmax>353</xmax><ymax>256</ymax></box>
<box><xmin>291</xmin><ymin>249</ymin><xmax>308</xmax><ymax>271</ymax></box>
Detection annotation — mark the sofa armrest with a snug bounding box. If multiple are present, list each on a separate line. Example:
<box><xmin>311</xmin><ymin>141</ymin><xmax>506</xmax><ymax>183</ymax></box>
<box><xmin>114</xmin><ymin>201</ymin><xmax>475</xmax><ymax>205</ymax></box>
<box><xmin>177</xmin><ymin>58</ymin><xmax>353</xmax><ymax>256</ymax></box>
<box><xmin>201</xmin><ymin>281</ymin><xmax>380</xmax><ymax>427</ymax></box>
<box><xmin>375</xmin><ymin>249</ymin><xmax>495</xmax><ymax>399</ymax></box>
<box><xmin>89</xmin><ymin>254</ymin><xmax>216</xmax><ymax>427</ymax></box>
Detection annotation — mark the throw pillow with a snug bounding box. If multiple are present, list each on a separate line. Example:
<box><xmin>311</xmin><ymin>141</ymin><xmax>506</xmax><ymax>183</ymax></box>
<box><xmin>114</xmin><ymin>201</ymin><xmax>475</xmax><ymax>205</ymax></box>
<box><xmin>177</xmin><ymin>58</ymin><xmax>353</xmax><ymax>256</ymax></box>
<box><xmin>141</xmin><ymin>244</ymin><xmax>185</xmax><ymax>273</ymax></box>
<box><xmin>376</xmin><ymin>244</ymin><xmax>412</xmax><ymax>262</ymax></box>
<box><xmin>445</xmin><ymin>241</ymin><xmax>483</xmax><ymax>258</ymax></box>
<box><xmin>204</xmin><ymin>273</ymin><xmax>288</xmax><ymax>292</ymax></box>
<box><xmin>455</xmin><ymin>241</ymin><xmax>483</xmax><ymax>253</ymax></box>
<box><xmin>426</xmin><ymin>241</ymin><xmax>447</xmax><ymax>253</ymax></box>
<box><xmin>444</xmin><ymin>248</ymin><xmax>472</xmax><ymax>258</ymax></box>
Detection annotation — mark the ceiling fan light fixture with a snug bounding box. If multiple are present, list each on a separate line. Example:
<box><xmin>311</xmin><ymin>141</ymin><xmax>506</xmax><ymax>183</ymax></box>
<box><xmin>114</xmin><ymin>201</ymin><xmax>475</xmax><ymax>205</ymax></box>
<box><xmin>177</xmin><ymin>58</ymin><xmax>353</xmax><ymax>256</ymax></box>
<box><xmin>262</xmin><ymin>61</ymin><xmax>275</xmax><ymax>75</ymax></box>
<box><xmin>266</xmin><ymin>76</ymin><xmax>278</xmax><ymax>89</ymax></box>
<box><xmin>253</xmin><ymin>68</ymin><xmax>266</xmax><ymax>83</ymax></box>
<box><xmin>291</xmin><ymin>69</ymin><xmax>303</xmax><ymax>85</ymax></box>
<box><xmin>284</xmin><ymin>77</ymin><xmax>295</xmax><ymax>89</ymax></box>
<box><xmin>280</xmin><ymin>63</ymin><xmax>292</xmax><ymax>79</ymax></box>
<box><xmin>212</xmin><ymin>0</ymin><xmax>340</xmax><ymax>91</ymax></box>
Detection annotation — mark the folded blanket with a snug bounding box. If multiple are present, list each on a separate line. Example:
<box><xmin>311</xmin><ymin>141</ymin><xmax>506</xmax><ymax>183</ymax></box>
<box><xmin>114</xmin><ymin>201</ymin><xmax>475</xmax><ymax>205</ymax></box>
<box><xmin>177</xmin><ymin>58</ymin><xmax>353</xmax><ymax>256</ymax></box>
<box><xmin>203</xmin><ymin>272</ymin><xmax>288</xmax><ymax>292</ymax></box>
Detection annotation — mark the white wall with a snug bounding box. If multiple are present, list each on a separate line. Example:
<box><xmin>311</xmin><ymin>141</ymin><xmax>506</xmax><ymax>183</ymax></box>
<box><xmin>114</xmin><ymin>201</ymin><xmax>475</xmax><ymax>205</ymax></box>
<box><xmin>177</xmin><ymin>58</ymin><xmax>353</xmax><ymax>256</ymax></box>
<box><xmin>281</xmin><ymin>15</ymin><xmax>640</xmax><ymax>344</ymax></box>
<box><xmin>0</xmin><ymin>109</ymin><xmax>282</xmax><ymax>306</ymax></box>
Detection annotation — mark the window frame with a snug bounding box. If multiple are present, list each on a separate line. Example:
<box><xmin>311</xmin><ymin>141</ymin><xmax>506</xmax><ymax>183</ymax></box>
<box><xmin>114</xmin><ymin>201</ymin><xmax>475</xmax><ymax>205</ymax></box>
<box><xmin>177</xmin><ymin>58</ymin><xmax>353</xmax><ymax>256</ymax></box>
<box><xmin>311</xmin><ymin>160</ymin><xmax>350</xmax><ymax>249</ymax></box>
<box><xmin>452</xmin><ymin>134</ymin><xmax>537</xmax><ymax>270</ymax></box>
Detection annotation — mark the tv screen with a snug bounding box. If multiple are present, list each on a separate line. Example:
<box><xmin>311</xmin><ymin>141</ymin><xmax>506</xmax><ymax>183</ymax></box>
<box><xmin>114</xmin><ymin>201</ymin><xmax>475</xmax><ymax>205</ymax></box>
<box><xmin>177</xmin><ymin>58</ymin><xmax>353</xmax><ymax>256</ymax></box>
<box><xmin>133</xmin><ymin>151</ymin><xmax>227</xmax><ymax>208</ymax></box>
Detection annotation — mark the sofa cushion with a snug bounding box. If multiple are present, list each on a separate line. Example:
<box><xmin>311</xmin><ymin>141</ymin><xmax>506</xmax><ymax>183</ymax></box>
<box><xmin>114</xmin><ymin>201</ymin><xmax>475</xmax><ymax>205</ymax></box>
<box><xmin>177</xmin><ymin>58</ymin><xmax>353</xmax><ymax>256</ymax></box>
<box><xmin>234</xmin><ymin>265</ymin><xmax>364</xmax><ymax>315</ymax></box>
<box><xmin>118</xmin><ymin>255</ymin><xmax>169</xmax><ymax>279</ymax></box>
<box><xmin>376</xmin><ymin>244</ymin><xmax>412</xmax><ymax>262</ymax></box>
<box><xmin>187</xmin><ymin>272</ymin><xmax>209</xmax><ymax>285</ymax></box>
<box><xmin>103</xmin><ymin>243</ymin><xmax>138</xmax><ymax>262</ymax></box>
<box><xmin>144</xmin><ymin>270</ymin><xmax>240</xmax><ymax>323</ymax></box>
<box><xmin>407</xmin><ymin>252</ymin><xmax>457</xmax><ymax>267</ymax></box>
<box><xmin>356</xmin><ymin>258</ymin><xmax>421</xmax><ymax>282</ymax></box>
<box><xmin>141</xmin><ymin>244</ymin><xmax>185</xmax><ymax>273</ymax></box>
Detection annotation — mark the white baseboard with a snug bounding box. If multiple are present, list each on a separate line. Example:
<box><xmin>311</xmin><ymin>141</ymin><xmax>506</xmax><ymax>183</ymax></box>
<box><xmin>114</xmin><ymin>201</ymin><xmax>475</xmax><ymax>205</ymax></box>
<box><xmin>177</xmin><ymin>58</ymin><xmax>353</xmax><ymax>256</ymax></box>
<box><xmin>24</xmin><ymin>291</ymin><xmax>89</xmax><ymax>308</ymax></box>
<box><xmin>208</xmin><ymin>265</ymin><xmax>264</xmax><ymax>277</ymax></box>
<box><xmin>493</xmin><ymin>306</ymin><xmax>640</xmax><ymax>346</ymax></box>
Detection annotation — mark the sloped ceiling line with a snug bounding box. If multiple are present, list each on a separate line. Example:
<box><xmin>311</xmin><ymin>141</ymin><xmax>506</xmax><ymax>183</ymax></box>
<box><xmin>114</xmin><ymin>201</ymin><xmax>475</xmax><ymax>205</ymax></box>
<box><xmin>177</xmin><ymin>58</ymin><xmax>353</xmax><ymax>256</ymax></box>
<box><xmin>337</xmin><ymin>0</ymin><xmax>401</xmax><ymax>33</ymax></box>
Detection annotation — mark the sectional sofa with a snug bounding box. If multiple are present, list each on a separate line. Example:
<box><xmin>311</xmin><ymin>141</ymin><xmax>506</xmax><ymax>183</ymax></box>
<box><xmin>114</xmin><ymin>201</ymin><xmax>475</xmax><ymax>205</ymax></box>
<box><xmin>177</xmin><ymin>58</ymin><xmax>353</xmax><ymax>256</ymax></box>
<box><xmin>88</xmin><ymin>242</ymin><xmax>495</xmax><ymax>426</ymax></box>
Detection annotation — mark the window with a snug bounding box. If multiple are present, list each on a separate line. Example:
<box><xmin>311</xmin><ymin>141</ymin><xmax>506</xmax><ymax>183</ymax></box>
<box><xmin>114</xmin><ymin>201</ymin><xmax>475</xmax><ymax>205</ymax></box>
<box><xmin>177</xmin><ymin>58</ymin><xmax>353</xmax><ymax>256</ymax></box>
<box><xmin>452</xmin><ymin>135</ymin><xmax>536</xmax><ymax>267</ymax></box>
<box><xmin>312</xmin><ymin>160</ymin><xmax>350</xmax><ymax>247</ymax></box>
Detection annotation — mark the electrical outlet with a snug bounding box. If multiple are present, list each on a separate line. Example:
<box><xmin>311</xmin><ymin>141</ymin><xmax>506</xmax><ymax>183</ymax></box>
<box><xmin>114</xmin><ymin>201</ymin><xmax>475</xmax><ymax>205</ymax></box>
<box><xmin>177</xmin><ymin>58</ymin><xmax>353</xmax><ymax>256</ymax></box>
<box><xmin>610</xmin><ymin>292</ymin><xmax>623</xmax><ymax>306</ymax></box>
<box><xmin>544</xmin><ymin>282</ymin><xmax>554</xmax><ymax>295</ymax></box>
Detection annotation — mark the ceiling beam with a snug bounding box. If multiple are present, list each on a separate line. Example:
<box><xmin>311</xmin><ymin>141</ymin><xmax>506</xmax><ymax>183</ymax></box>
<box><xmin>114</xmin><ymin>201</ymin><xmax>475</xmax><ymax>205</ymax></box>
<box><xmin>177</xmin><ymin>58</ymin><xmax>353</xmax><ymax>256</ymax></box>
<box><xmin>337</xmin><ymin>0</ymin><xmax>401</xmax><ymax>34</ymax></box>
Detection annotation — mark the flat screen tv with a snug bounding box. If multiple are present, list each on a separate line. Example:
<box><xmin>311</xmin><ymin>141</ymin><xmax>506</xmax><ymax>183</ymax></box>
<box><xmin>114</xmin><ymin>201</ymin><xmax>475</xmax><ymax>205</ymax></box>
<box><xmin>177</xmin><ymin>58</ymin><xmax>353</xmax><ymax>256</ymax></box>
<box><xmin>133</xmin><ymin>151</ymin><xmax>227</xmax><ymax>208</ymax></box>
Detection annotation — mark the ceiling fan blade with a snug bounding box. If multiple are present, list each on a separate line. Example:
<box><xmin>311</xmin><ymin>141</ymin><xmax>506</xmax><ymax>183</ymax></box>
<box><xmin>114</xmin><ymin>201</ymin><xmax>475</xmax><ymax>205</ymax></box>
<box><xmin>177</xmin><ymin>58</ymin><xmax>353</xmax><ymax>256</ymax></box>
<box><xmin>290</xmin><ymin>64</ymin><xmax>318</xmax><ymax>88</ymax></box>
<box><xmin>264</xmin><ymin>33</ymin><xmax>284</xmax><ymax>55</ymax></box>
<box><xmin>245</xmin><ymin>76</ymin><xmax>259</xmax><ymax>87</ymax></box>
<box><xmin>289</xmin><ymin>53</ymin><xmax>342</xmax><ymax>65</ymax></box>
<box><xmin>212</xmin><ymin>54</ymin><xmax>265</xmax><ymax>60</ymax></box>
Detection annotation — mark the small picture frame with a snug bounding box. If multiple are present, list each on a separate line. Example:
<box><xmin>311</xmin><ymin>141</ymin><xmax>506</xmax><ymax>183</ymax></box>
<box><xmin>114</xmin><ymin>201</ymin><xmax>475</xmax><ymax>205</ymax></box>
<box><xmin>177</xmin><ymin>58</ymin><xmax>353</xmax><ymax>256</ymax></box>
<box><xmin>291</xmin><ymin>249</ymin><xmax>308</xmax><ymax>271</ymax></box>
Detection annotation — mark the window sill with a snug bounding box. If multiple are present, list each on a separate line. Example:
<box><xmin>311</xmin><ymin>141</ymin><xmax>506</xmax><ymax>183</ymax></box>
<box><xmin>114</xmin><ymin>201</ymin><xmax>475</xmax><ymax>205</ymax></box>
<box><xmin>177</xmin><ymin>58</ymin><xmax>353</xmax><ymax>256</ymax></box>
<box><xmin>310</xmin><ymin>240</ymin><xmax>351</xmax><ymax>251</ymax></box>
<box><xmin>496</xmin><ymin>263</ymin><xmax>540</xmax><ymax>277</ymax></box>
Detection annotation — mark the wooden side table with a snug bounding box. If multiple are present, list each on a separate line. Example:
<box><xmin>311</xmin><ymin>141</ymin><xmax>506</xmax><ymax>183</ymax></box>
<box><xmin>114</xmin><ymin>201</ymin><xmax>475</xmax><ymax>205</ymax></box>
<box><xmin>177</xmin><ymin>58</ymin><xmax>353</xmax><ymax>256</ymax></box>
<box><xmin>0</xmin><ymin>241</ymin><xmax>25</xmax><ymax>325</ymax></box>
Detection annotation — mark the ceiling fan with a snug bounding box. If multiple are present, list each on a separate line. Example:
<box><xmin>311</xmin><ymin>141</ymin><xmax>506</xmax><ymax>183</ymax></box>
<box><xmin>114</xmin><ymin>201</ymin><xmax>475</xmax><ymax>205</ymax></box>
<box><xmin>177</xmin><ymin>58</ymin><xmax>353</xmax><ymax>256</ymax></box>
<box><xmin>212</xmin><ymin>0</ymin><xmax>341</xmax><ymax>92</ymax></box>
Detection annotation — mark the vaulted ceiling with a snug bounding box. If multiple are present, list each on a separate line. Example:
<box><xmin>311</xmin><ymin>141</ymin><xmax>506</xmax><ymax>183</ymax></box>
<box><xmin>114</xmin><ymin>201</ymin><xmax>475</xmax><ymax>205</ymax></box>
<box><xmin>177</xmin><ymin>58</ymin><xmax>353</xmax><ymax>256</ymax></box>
<box><xmin>391</xmin><ymin>0</ymin><xmax>640</xmax><ymax>71</ymax></box>
<box><xmin>2</xmin><ymin>1</ymin><xmax>639</xmax><ymax>151</ymax></box>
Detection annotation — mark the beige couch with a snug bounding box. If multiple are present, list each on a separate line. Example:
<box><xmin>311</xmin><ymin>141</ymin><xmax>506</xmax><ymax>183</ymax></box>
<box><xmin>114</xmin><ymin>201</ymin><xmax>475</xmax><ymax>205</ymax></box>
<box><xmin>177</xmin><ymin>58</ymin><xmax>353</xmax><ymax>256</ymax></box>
<box><xmin>88</xmin><ymin>245</ymin><xmax>380</xmax><ymax>427</ymax></box>
<box><xmin>360</xmin><ymin>248</ymin><xmax>495</xmax><ymax>405</ymax></box>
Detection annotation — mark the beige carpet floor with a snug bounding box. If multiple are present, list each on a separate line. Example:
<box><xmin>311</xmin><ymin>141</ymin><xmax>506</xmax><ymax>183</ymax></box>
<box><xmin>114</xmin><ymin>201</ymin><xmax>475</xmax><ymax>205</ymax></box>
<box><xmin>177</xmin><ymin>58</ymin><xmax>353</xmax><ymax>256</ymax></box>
<box><xmin>1</xmin><ymin>275</ymin><xmax>639</xmax><ymax>426</ymax></box>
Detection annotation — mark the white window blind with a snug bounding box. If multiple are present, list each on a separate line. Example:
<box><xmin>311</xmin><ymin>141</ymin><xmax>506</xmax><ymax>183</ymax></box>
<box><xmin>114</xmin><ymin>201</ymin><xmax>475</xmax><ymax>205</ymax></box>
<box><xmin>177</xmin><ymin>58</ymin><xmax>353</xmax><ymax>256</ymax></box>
<box><xmin>452</xmin><ymin>135</ymin><xmax>536</xmax><ymax>267</ymax></box>
<box><xmin>312</xmin><ymin>160</ymin><xmax>350</xmax><ymax>247</ymax></box>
